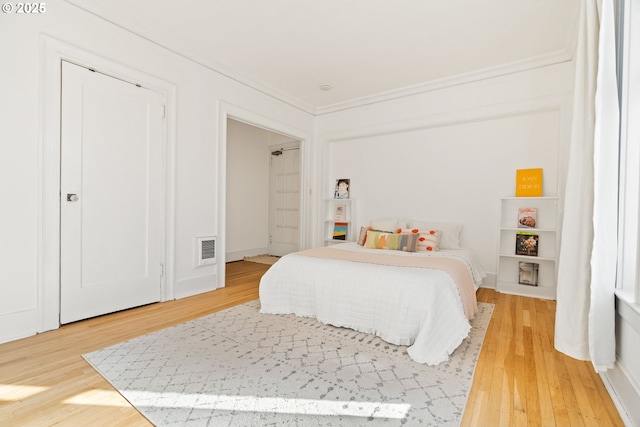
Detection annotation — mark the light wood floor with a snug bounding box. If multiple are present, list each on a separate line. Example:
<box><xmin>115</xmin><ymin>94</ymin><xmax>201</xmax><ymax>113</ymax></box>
<box><xmin>0</xmin><ymin>261</ymin><xmax>624</xmax><ymax>426</ymax></box>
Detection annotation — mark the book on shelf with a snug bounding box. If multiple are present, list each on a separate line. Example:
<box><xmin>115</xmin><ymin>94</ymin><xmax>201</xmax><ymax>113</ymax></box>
<box><xmin>518</xmin><ymin>207</ymin><xmax>538</xmax><ymax>228</ymax></box>
<box><xmin>519</xmin><ymin>262</ymin><xmax>539</xmax><ymax>286</ymax></box>
<box><xmin>334</xmin><ymin>203</ymin><xmax>346</xmax><ymax>221</ymax></box>
<box><xmin>515</xmin><ymin>231</ymin><xmax>539</xmax><ymax>256</ymax></box>
<box><xmin>333</xmin><ymin>222</ymin><xmax>348</xmax><ymax>240</ymax></box>
<box><xmin>516</xmin><ymin>168</ymin><xmax>543</xmax><ymax>197</ymax></box>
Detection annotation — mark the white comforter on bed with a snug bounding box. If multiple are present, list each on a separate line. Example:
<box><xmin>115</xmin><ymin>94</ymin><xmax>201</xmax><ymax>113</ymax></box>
<box><xmin>259</xmin><ymin>242</ymin><xmax>486</xmax><ymax>365</ymax></box>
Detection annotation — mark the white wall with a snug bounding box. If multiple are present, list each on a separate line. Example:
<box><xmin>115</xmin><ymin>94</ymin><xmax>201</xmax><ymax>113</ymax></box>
<box><xmin>226</xmin><ymin>120</ymin><xmax>270</xmax><ymax>261</ymax></box>
<box><xmin>315</xmin><ymin>64</ymin><xmax>574</xmax><ymax>284</ymax></box>
<box><xmin>0</xmin><ymin>1</ymin><xmax>313</xmax><ymax>343</ymax></box>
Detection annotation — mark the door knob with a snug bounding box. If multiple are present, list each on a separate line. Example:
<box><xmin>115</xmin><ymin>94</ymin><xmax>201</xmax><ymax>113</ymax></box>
<box><xmin>67</xmin><ymin>194</ymin><xmax>79</xmax><ymax>202</ymax></box>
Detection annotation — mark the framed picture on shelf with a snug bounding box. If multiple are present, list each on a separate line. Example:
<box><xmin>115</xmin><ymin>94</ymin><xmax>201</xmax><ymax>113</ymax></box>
<box><xmin>518</xmin><ymin>207</ymin><xmax>538</xmax><ymax>228</ymax></box>
<box><xmin>334</xmin><ymin>179</ymin><xmax>350</xmax><ymax>199</ymax></box>
<box><xmin>519</xmin><ymin>262</ymin><xmax>539</xmax><ymax>286</ymax></box>
<box><xmin>334</xmin><ymin>203</ymin><xmax>346</xmax><ymax>221</ymax></box>
<box><xmin>515</xmin><ymin>231</ymin><xmax>539</xmax><ymax>256</ymax></box>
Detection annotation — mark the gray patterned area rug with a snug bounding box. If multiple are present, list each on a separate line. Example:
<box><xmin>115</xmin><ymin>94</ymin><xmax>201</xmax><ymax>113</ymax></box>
<box><xmin>84</xmin><ymin>300</ymin><xmax>493</xmax><ymax>426</ymax></box>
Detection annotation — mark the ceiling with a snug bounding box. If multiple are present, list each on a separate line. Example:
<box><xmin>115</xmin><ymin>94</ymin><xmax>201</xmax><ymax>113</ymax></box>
<box><xmin>66</xmin><ymin>0</ymin><xmax>581</xmax><ymax>114</ymax></box>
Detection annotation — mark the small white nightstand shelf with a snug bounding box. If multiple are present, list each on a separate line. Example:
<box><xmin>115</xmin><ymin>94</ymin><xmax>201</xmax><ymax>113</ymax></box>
<box><xmin>323</xmin><ymin>198</ymin><xmax>354</xmax><ymax>245</ymax></box>
<box><xmin>496</xmin><ymin>196</ymin><xmax>560</xmax><ymax>300</ymax></box>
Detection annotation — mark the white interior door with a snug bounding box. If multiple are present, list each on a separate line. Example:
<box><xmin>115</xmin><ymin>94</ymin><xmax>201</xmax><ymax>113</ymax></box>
<box><xmin>268</xmin><ymin>145</ymin><xmax>300</xmax><ymax>256</ymax></box>
<box><xmin>60</xmin><ymin>61</ymin><xmax>164</xmax><ymax>324</ymax></box>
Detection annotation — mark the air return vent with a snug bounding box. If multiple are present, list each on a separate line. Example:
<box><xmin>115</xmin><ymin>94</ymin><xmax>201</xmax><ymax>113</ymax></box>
<box><xmin>196</xmin><ymin>236</ymin><xmax>216</xmax><ymax>266</ymax></box>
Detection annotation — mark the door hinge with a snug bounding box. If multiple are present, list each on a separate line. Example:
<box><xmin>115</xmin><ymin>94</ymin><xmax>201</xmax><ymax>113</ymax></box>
<box><xmin>160</xmin><ymin>264</ymin><xmax>164</xmax><ymax>277</ymax></box>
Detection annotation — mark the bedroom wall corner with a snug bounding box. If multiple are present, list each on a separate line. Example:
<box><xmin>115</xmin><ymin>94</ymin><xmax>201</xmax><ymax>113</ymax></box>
<box><xmin>480</xmin><ymin>274</ymin><xmax>497</xmax><ymax>289</ymax></box>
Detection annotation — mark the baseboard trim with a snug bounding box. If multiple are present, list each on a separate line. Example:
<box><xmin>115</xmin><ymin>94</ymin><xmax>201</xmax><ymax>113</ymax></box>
<box><xmin>601</xmin><ymin>363</ymin><xmax>639</xmax><ymax>427</ymax></box>
<box><xmin>226</xmin><ymin>247</ymin><xmax>269</xmax><ymax>263</ymax></box>
<box><xmin>480</xmin><ymin>273</ymin><xmax>497</xmax><ymax>289</ymax></box>
<box><xmin>174</xmin><ymin>273</ymin><xmax>219</xmax><ymax>299</ymax></box>
<box><xmin>0</xmin><ymin>308</ymin><xmax>40</xmax><ymax>345</ymax></box>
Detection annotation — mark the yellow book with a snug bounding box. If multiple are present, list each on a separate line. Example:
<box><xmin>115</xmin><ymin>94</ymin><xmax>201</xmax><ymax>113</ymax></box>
<box><xmin>516</xmin><ymin>168</ymin><xmax>543</xmax><ymax>197</ymax></box>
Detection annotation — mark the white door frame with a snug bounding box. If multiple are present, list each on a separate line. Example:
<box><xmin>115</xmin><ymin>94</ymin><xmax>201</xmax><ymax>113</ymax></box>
<box><xmin>38</xmin><ymin>36</ymin><xmax>177</xmax><ymax>333</ymax></box>
<box><xmin>217</xmin><ymin>102</ymin><xmax>311</xmax><ymax>289</ymax></box>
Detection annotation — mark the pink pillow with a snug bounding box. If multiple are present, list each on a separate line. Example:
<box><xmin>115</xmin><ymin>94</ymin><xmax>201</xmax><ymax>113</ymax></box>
<box><xmin>357</xmin><ymin>226</ymin><xmax>373</xmax><ymax>246</ymax></box>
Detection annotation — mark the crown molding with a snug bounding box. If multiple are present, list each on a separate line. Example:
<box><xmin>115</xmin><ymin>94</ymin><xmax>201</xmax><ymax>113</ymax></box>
<box><xmin>64</xmin><ymin>0</ymin><xmax>578</xmax><ymax>118</ymax></box>
<box><xmin>63</xmin><ymin>0</ymin><xmax>316</xmax><ymax>115</ymax></box>
<box><xmin>313</xmin><ymin>49</ymin><xmax>575</xmax><ymax>116</ymax></box>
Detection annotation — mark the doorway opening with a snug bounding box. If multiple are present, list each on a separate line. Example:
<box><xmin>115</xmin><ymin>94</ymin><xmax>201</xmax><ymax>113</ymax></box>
<box><xmin>225</xmin><ymin>118</ymin><xmax>302</xmax><ymax>262</ymax></box>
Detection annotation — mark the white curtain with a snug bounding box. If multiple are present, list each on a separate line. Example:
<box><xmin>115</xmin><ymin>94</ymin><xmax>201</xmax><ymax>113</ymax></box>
<box><xmin>555</xmin><ymin>0</ymin><xmax>618</xmax><ymax>370</ymax></box>
<box><xmin>589</xmin><ymin>0</ymin><xmax>619</xmax><ymax>371</ymax></box>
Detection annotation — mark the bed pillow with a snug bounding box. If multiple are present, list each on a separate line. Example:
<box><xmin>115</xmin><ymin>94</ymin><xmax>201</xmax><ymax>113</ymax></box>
<box><xmin>398</xmin><ymin>228</ymin><xmax>441</xmax><ymax>252</ymax></box>
<box><xmin>408</xmin><ymin>221</ymin><xmax>462</xmax><ymax>249</ymax></box>
<box><xmin>369</xmin><ymin>218</ymin><xmax>400</xmax><ymax>233</ymax></box>
<box><xmin>399</xmin><ymin>232</ymin><xmax>419</xmax><ymax>252</ymax></box>
<box><xmin>364</xmin><ymin>230</ymin><xmax>419</xmax><ymax>252</ymax></box>
<box><xmin>357</xmin><ymin>226</ymin><xmax>373</xmax><ymax>246</ymax></box>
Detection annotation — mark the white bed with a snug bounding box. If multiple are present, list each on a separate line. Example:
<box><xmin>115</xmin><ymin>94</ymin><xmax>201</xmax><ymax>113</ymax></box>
<box><xmin>259</xmin><ymin>242</ymin><xmax>486</xmax><ymax>365</ymax></box>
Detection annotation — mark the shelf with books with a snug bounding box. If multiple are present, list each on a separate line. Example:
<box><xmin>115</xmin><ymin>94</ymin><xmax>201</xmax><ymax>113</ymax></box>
<box><xmin>498</xmin><ymin>229</ymin><xmax>556</xmax><ymax>260</ymax></box>
<box><xmin>323</xmin><ymin>198</ymin><xmax>354</xmax><ymax>245</ymax></box>
<box><xmin>496</xmin><ymin>197</ymin><xmax>560</xmax><ymax>300</ymax></box>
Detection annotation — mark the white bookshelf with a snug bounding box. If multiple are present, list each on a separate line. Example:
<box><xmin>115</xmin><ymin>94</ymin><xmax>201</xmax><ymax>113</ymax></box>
<box><xmin>496</xmin><ymin>197</ymin><xmax>560</xmax><ymax>300</ymax></box>
<box><xmin>323</xmin><ymin>198</ymin><xmax>354</xmax><ymax>245</ymax></box>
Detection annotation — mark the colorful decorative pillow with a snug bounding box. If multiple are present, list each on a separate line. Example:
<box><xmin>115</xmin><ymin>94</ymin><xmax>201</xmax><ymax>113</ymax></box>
<box><xmin>417</xmin><ymin>230</ymin><xmax>441</xmax><ymax>252</ymax></box>
<box><xmin>364</xmin><ymin>230</ymin><xmax>418</xmax><ymax>252</ymax></box>
<box><xmin>400</xmin><ymin>233</ymin><xmax>419</xmax><ymax>252</ymax></box>
<box><xmin>398</xmin><ymin>228</ymin><xmax>441</xmax><ymax>252</ymax></box>
<box><xmin>357</xmin><ymin>226</ymin><xmax>372</xmax><ymax>246</ymax></box>
<box><xmin>408</xmin><ymin>221</ymin><xmax>462</xmax><ymax>249</ymax></box>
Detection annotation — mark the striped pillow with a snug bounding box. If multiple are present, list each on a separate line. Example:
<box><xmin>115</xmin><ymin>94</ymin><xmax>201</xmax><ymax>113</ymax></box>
<box><xmin>364</xmin><ymin>230</ymin><xmax>419</xmax><ymax>252</ymax></box>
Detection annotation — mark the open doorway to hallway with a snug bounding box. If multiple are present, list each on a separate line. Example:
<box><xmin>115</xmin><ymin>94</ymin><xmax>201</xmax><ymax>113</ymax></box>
<box><xmin>225</xmin><ymin>118</ymin><xmax>301</xmax><ymax>262</ymax></box>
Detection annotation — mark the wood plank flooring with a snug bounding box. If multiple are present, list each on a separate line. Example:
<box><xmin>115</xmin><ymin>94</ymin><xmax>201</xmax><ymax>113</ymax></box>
<box><xmin>0</xmin><ymin>261</ymin><xmax>624</xmax><ymax>426</ymax></box>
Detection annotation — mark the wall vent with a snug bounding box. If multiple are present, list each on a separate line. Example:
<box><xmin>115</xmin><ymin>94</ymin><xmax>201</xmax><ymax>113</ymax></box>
<box><xmin>196</xmin><ymin>236</ymin><xmax>217</xmax><ymax>266</ymax></box>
